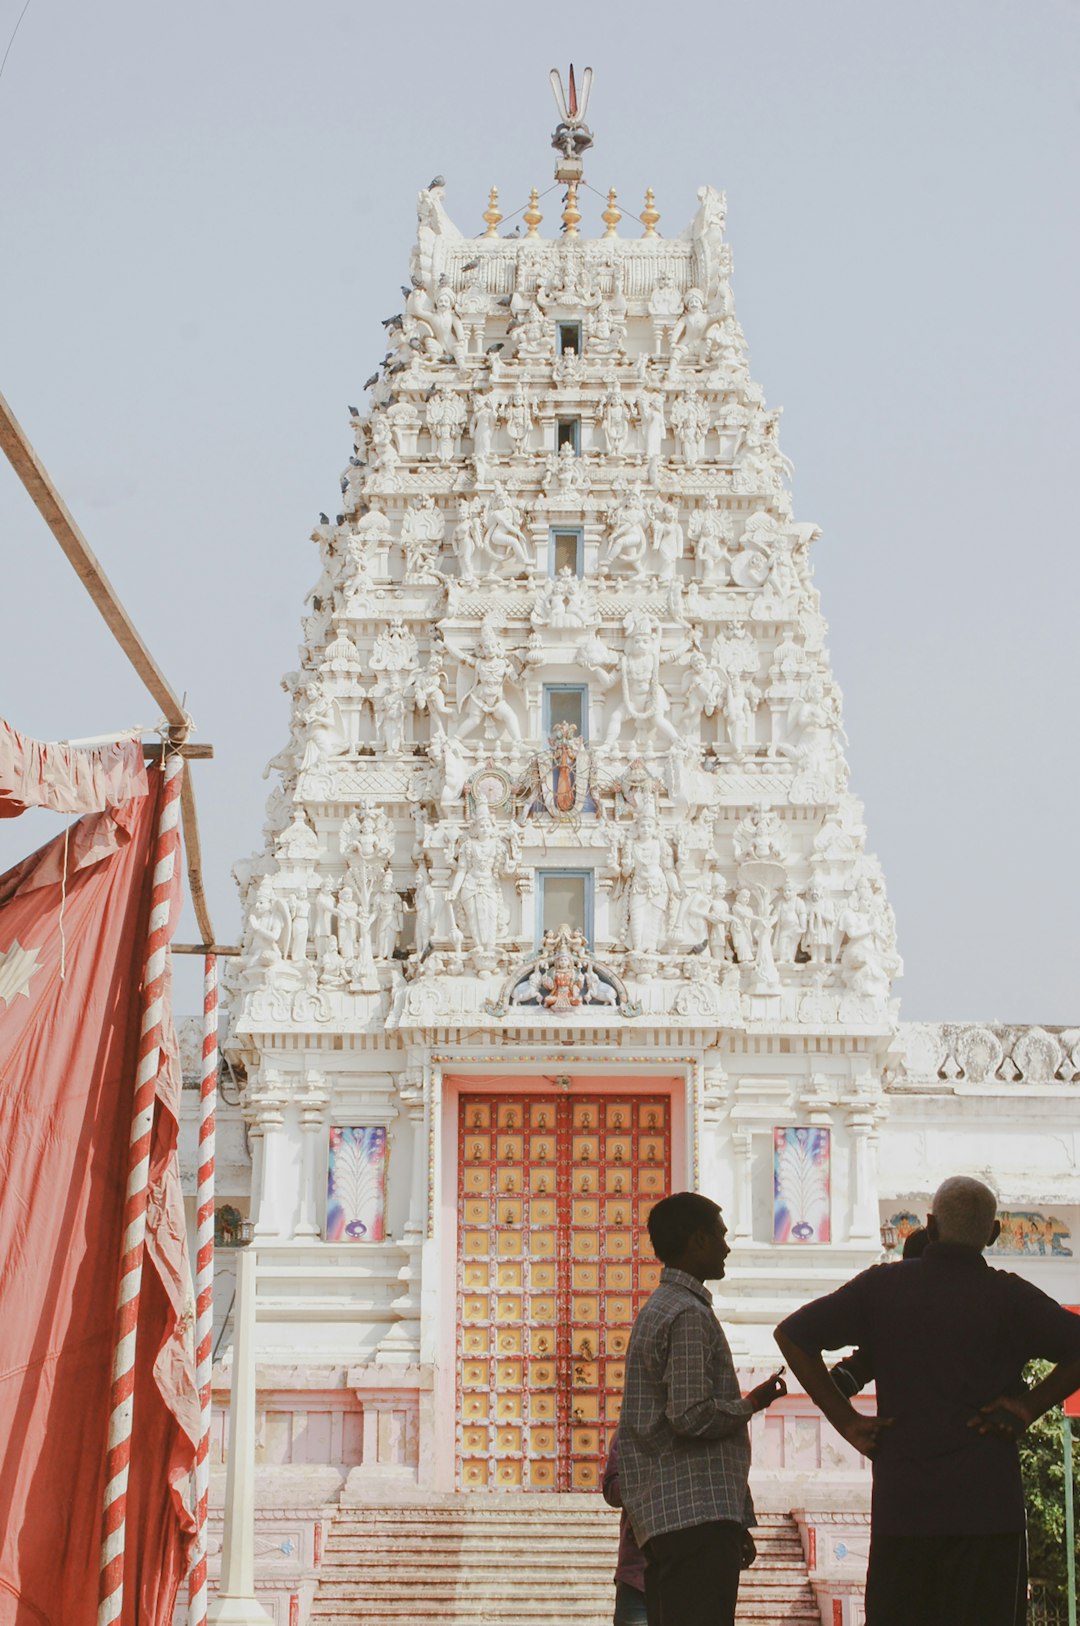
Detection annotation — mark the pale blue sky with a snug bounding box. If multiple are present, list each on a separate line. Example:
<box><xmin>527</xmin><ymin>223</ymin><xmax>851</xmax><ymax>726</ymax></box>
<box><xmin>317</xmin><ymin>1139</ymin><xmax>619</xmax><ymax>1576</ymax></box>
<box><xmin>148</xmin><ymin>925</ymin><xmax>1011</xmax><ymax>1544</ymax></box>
<box><xmin>0</xmin><ymin>0</ymin><xmax>1077</xmax><ymax>1020</ymax></box>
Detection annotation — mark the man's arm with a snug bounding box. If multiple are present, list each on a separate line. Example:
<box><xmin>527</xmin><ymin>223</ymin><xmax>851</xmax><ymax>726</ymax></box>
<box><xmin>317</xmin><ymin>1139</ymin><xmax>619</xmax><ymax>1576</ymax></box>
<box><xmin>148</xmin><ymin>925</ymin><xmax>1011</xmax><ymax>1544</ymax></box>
<box><xmin>665</xmin><ymin>1311</ymin><xmax>783</xmax><ymax>1440</ymax></box>
<box><xmin>971</xmin><ymin>1356</ymin><xmax>1080</xmax><ymax>1438</ymax></box>
<box><xmin>775</xmin><ymin>1328</ymin><xmax>894</xmax><ymax>1459</ymax></box>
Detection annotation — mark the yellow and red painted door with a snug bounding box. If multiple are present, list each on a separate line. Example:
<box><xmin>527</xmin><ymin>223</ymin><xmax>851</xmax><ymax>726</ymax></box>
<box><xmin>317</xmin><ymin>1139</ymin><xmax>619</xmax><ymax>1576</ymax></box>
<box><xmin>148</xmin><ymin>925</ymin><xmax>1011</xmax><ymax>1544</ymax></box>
<box><xmin>457</xmin><ymin>1092</ymin><xmax>670</xmax><ymax>1491</ymax></box>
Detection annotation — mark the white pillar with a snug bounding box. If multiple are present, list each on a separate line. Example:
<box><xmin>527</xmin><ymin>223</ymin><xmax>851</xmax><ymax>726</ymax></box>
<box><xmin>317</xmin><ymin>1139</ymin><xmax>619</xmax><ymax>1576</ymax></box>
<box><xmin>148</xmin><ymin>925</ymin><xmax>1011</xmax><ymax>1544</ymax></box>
<box><xmin>295</xmin><ymin>1071</ymin><xmax>329</xmax><ymax>1239</ymax></box>
<box><xmin>398</xmin><ymin>1070</ymin><xmax>427</xmax><ymax>1240</ymax></box>
<box><xmin>207</xmin><ymin>1244</ymin><xmax>272</xmax><ymax>1625</ymax></box>
<box><xmin>732</xmin><ymin>1130</ymin><xmax>754</xmax><ymax>1241</ymax></box>
<box><xmin>848</xmin><ymin>1113</ymin><xmax>879</xmax><ymax>1243</ymax></box>
<box><xmin>251</xmin><ymin>1074</ymin><xmax>288</xmax><ymax>1239</ymax></box>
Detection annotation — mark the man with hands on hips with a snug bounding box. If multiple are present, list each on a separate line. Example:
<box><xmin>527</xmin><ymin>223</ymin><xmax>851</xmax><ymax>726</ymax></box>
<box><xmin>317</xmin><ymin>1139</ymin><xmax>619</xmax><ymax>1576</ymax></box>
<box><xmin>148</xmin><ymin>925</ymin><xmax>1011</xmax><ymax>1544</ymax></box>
<box><xmin>617</xmin><ymin>1192</ymin><xmax>787</xmax><ymax>1626</ymax></box>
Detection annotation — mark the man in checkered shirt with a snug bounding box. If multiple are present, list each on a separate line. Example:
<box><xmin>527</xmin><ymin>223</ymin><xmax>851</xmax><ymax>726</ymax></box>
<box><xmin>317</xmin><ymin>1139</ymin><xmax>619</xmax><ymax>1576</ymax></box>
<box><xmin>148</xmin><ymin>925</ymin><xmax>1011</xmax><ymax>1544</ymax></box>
<box><xmin>618</xmin><ymin>1192</ymin><xmax>787</xmax><ymax>1626</ymax></box>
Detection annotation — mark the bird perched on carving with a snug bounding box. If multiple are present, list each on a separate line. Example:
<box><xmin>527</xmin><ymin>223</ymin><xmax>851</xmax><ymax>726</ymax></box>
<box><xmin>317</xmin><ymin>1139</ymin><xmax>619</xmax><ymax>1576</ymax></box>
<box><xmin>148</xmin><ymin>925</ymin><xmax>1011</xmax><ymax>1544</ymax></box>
<box><xmin>485</xmin><ymin>342</ymin><xmax>504</xmax><ymax>354</ymax></box>
<box><xmin>348</xmin><ymin>404</ymin><xmax>359</xmax><ymax>417</ymax></box>
<box><xmin>427</xmin><ymin>175</ymin><xmax>445</xmax><ymax>190</ymax></box>
<box><xmin>318</xmin><ymin>512</ymin><xmax>330</xmax><ymax>525</ymax></box>
<box><xmin>461</xmin><ymin>258</ymin><xmax>480</xmax><ymax>272</ymax></box>
<box><xmin>382</xmin><ymin>314</ymin><xmax>403</xmax><ymax>330</ymax></box>
<box><xmin>363</xmin><ymin>373</ymin><xmax>379</xmax><ymax>390</ymax></box>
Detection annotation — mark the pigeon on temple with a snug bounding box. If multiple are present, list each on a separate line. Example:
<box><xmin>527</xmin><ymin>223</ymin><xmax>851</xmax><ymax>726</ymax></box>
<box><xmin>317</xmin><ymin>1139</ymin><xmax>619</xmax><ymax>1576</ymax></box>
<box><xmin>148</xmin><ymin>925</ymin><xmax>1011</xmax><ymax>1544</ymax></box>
<box><xmin>364</xmin><ymin>373</ymin><xmax>379</xmax><ymax>390</ymax></box>
<box><xmin>318</xmin><ymin>512</ymin><xmax>329</xmax><ymax>525</ymax></box>
<box><xmin>427</xmin><ymin>175</ymin><xmax>445</xmax><ymax>190</ymax></box>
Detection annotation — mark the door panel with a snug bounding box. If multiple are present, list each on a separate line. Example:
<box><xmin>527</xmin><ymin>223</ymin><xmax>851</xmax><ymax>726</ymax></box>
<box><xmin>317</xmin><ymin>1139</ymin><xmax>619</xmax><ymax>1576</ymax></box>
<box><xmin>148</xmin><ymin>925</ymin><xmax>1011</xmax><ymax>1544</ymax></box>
<box><xmin>456</xmin><ymin>1093</ymin><xmax>670</xmax><ymax>1491</ymax></box>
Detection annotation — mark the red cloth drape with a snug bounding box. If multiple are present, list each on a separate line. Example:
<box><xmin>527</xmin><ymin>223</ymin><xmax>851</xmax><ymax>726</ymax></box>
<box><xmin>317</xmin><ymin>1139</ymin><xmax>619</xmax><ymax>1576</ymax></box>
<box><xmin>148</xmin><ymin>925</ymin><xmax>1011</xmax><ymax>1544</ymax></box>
<box><xmin>0</xmin><ymin>778</ymin><xmax>197</xmax><ymax>1624</ymax></box>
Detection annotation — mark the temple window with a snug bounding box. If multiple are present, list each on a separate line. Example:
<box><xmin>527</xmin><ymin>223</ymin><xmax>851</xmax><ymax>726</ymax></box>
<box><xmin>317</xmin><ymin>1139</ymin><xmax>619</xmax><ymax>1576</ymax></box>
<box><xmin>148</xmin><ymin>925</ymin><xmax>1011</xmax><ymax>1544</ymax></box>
<box><xmin>556</xmin><ymin>418</ymin><xmax>580</xmax><ymax>454</ymax></box>
<box><xmin>543</xmin><ymin>683</ymin><xmax>588</xmax><ymax>740</ymax></box>
<box><xmin>557</xmin><ymin>321</ymin><xmax>581</xmax><ymax>355</ymax></box>
<box><xmin>537</xmin><ymin>869</ymin><xmax>593</xmax><ymax>945</ymax></box>
<box><xmin>548</xmin><ymin>526</ymin><xmax>583</xmax><ymax>577</ymax></box>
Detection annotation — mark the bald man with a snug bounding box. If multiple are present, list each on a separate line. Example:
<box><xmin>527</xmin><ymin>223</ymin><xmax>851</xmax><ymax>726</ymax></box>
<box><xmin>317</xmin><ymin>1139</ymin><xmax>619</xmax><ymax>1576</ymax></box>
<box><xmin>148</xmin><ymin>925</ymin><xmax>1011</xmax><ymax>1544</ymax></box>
<box><xmin>775</xmin><ymin>1175</ymin><xmax>1080</xmax><ymax>1626</ymax></box>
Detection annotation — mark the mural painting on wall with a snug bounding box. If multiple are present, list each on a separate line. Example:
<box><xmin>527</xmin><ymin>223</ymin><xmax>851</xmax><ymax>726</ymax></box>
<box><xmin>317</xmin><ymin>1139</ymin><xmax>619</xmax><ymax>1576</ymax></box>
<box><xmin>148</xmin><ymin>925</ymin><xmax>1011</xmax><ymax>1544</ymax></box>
<box><xmin>327</xmin><ymin>1126</ymin><xmax>387</xmax><ymax>1242</ymax></box>
<box><xmin>774</xmin><ymin>1127</ymin><xmax>831</xmax><ymax>1244</ymax></box>
<box><xmin>887</xmin><ymin>1210</ymin><xmax>1073</xmax><ymax>1258</ymax></box>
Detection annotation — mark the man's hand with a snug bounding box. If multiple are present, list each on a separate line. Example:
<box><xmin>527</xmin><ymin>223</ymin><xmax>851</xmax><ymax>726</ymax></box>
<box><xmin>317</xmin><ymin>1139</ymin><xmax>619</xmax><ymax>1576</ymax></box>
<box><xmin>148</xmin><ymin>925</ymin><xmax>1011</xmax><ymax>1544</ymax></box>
<box><xmin>968</xmin><ymin>1394</ymin><xmax>1034</xmax><ymax>1439</ymax></box>
<box><xmin>746</xmin><ymin>1372</ymin><xmax>788</xmax><ymax>1413</ymax></box>
<box><xmin>740</xmin><ymin>1531</ymin><xmax>757</xmax><ymax>1569</ymax></box>
<box><xmin>841</xmin><ymin>1412</ymin><xmax>894</xmax><ymax>1460</ymax></box>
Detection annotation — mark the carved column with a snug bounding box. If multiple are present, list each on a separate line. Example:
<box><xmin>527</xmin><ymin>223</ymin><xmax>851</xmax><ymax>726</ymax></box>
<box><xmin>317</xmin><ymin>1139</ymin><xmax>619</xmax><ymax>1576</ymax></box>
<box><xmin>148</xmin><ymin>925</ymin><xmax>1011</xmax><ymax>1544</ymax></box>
<box><xmin>250</xmin><ymin>1069</ymin><xmax>289</xmax><ymax>1239</ymax></box>
<box><xmin>398</xmin><ymin>1068</ymin><xmax>428</xmax><ymax>1241</ymax></box>
<box><xmin>731</xmin><ymin>1130</ymin><xmax>754</xmax><ymax>1242</ymax></box>
<box><xmin>295</xmin><ymin>1069</ymin><xmax>330</xmax><ymax>1239</ymax></box>
<box><xmin>846</xmin><ymin>1107</ymin><xmax>881</xmax><ymax>1243</ymax></box>
<box><xmin>700</xmin><ymin>1064</ymin><xmax>729</xmax><ymax>1208</ymax></box>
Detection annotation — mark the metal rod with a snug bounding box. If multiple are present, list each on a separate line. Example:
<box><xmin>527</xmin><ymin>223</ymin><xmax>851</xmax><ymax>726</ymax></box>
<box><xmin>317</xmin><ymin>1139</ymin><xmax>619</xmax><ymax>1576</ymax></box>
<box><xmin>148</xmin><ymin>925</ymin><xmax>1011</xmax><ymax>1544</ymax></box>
<box><xmin>173</xmin><ymin>943</ymin><xmax>241</xmax><ymax>957</ymax></box>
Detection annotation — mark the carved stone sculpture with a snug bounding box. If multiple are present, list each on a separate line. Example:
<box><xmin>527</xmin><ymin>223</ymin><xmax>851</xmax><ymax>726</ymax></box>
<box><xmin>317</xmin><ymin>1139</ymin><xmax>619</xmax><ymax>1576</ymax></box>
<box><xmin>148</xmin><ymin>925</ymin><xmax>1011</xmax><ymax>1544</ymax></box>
<box><xmin>585</xmin><ymin>612</ymin><xmax>681</xmax><ymax>750</ymax></box>
<box><xmin>454</xmin><ymin>620</ymin><xmax>523</xmax><ymax>742</ymax></box>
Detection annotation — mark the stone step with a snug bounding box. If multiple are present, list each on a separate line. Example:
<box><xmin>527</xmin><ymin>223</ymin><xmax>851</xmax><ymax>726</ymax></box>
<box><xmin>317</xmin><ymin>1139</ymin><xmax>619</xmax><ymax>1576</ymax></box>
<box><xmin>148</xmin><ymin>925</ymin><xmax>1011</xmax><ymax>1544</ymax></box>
<box><xmin>311</xmin><ymin>1506</ymin><xmax>819</xmax><ymax>1625</ymax></box>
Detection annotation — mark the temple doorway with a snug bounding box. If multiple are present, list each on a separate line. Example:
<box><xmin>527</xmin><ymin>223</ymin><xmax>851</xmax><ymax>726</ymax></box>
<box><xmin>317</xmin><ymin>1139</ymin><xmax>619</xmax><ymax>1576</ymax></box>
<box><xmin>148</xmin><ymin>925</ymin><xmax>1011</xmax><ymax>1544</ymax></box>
<box><xmin>456</xmin><ymin>1091</ymin><xmax>670</xmax><ymax>1490</ymax></box>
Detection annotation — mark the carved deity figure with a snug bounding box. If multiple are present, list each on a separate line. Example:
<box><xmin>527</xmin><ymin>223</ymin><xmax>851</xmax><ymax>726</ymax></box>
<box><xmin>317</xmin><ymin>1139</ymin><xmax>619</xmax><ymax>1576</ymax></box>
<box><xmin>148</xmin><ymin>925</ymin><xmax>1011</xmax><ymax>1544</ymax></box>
<box><xmin>482</xmin><ymin>483</ymin><xmax>533</xmax><ymax>572</ymax></box>
<box><xmin>802</xmin><ymin>885</ymin><xmax>836</xmax><ymax>965</ymax></box>
<box><xmin>730</xmin><ymin>888</ymin><xmax>756</xmax><ymax>963</ymax></box>
<box><xmin>783</xmin><ymin>673</ymin><xmax>845</xmax><ymax>774</ymax></box>
<box><xmin>277</xmin><ymin>808</ymin><xmax>321</xmax><ymax>862</ymax></box>
<box><xmin>670</xmin><ymin>388</ymin><xmax>710</xmax><ymax>465</ymax></box>
<box><xmin>373</xmin><ymin>869</ymin><xmax>404</xmax><ymax>959</ymax></box>
<box><xmin>451</xmin><ymin>496</ymin><xmax>487</xmax><ymax>582</ymax></box>
<box><xmin>335</xmin><ymin>884</ymin><xmax>360</xmax><ymax>962</ymax></box>
<box><xmin>837</xmin><ymin>877</ymin><xmax>892</xmax><ymax>998</ymax></box>
<box><xmin>400</xmin><ymin>495</ymin><xmax>445</xmax><ymax>580</ymax></box>
<box><xmin>648</xmin><ymin>270</ymin><xmax>683</xmax><ymax>352</ymax></box>
<box><xmin>638</xmin><ymin>389</ymin><xmax>666</xmax><ymax>474</ymax></box>
<box><xmin>297</xmin><ymin>677</ymin><xmax>347</xmax><ymax>770</ymax></box>
<box><xmin>650</xmin><ymin>500</ymin><xmax>684</xmax><ymax>581</ymax></box>
<box><xmin>602</xmin><ymin>483</ymin><xmax>650</xmax><ymax>570</ymax></box>
<box><xmin>312</xmin><ymin>884</ymin><xmax>336</xmax><ymax>955</ymax></box>
<box><xmin>585</xmin><ymin>613</ymin><xmax>681</xmax><ymax>750</ymax></box>
<box><xmin>682</xmin><ymin>650</ymin><xmax>726</xmax><ymax>728</ymax></box>
<box><xmin>773</xmin><ymin>882</ymin><xmax>808</xmax><ymax>964</ymax></box>
<box><xmin>426</xmin><ymin>385</ymin><xmax>467</xmax><ymax>461</ymax></box>
<box><xmin>671</xmin><ymin>288</ymin><xmax>723</xmax><ymax>366</ymax></box>
<box><xmin>470</xmin><ymin>394</ymin><xmax>497</xmax><ymax>479</ymax></box>
<box><xmin>611</xmin><ymin>810</ymin><xmax>681</xmax><ymax>956</ymax></box>
<box><xmin>502</xmin><ymin>383</ymin><xmax>539</xmax><ymax>455</ymax></box>
<box><xmin>370</xmin><ymin>671</ymin><xmax>409</xmax><ymax>755</ymax></box>
<box><xmin>595</xmin><ymin>378</ymin><xmax>633</xmax><ymax>457</ymax></box>
<box><xmin>447</xmin><ymin>801</ymin><xmax>515</xmax><ymax>955</ymax></box>
<box><xmin>722</xmin><ymin>671</ymin><xmax>761</xmax><ymax>757</ymax></box>
<box><xmin>454</xmin><ymin>621</ymin><xmax>523</xmax><ymax>742</ymax></box>
<box><xmin>511</xmin><ymin>300</ymin><xmax>552</xmax><ymax>362</ymax></box>
<box><xmin>405</xmin><ymin>282</ymin><xmax>467</xmax><ymax>365</ymax></box>
<box><xmin>688</xmin><ymin>495</ymin><xmax>733</xmax><ymax>586</ymax></box>
<box><xmin>680</xmin><ymin>868</ymin><xmax>731</xmax><ymax>959</ymax></box>
<box><xmin>410</xmin><ymin>647</ymin><xmax>450</xmax><ymax>732</ymax></box>
<box><xmin>587</xmin><ymin>290</ymin><xmax>628</xmax><ymax>360</ymax></box>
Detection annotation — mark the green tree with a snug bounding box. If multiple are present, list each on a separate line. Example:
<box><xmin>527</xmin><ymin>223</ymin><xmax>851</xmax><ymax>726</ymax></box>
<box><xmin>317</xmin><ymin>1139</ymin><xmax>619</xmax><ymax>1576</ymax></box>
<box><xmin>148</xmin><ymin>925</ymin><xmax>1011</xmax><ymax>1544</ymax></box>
<box><xmin>1020</xmin><ymin>1362</ymin><xmax>1080</xmax><ymax>1603</ymax></box>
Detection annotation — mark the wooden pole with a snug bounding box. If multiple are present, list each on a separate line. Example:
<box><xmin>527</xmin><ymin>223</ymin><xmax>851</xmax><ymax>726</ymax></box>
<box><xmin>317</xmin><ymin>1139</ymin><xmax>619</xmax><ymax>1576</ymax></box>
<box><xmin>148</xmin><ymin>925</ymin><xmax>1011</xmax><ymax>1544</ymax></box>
<box><xmin>0</xmin><ymin>387</ymin><xmax>217</xmax><ymax>947</ymax></box>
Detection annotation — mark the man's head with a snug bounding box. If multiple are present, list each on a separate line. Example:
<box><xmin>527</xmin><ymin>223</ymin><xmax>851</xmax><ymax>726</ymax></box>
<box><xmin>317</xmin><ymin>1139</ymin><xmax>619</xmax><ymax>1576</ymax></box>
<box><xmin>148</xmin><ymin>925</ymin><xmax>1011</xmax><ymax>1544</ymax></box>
<box><xmin>927</xmin><ymin>1176</ymin><xmax>1000</xmax><ymax>1251</ymax></box>
<box><xmin>647</xmin><ymin>1192</ymin><xmax>730</xmax><ymax>1281</ymax></box>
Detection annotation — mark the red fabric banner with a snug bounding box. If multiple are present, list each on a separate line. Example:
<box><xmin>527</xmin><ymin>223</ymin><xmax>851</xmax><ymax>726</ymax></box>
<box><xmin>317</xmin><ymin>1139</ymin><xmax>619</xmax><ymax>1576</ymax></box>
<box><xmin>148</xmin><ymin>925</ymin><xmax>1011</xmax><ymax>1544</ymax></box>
<box><xmin>0</xmin><ymin>718</ymin><xmax>147</xmax><ymax>818</ymax></box>
<box><xmin>0</xmin><ymin>780</ymin><xmax>198</xmax><ymax>1624</ymax></box>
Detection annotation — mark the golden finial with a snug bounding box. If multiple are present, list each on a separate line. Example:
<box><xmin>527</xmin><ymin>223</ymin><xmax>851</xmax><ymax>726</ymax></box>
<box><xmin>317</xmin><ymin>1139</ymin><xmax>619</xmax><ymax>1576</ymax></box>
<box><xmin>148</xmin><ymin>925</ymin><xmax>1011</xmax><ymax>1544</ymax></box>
<box><xmin>483</xmin><ymin>186</ymin><xmax>503</xmax><ymax>238</ymax></box>
<box><xmin>602</xmin><ymin>187</ymin><xmax>621</xmax><ymax>238</ymax></box>
<box><xmin>561</xmin><ymin>180</ymin><xmax>581</xmax><ymax>238</ymax></box>
<box><xmin>641</xmin><ymin>187</ymin><xmax>660</xmax><ymax>238</ymax></box>
<box><xmin>524</xmin><ymin>188</ymin><xmax>543</xmax><ymax>238</ymax></box>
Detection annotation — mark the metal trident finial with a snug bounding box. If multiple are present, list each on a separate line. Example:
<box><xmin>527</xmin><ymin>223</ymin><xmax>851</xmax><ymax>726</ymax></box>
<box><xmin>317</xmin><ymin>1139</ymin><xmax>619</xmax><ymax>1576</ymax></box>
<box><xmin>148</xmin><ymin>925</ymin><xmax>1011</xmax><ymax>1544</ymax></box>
<box><xmin>549</xmin><ymin>65</ymin><xmax>594</xmax><ymax>182</ymax></box>
<box><xmin>549</xmin><ymin>64</ymin><xmax>593</xmax><ymax>127</ymax></box>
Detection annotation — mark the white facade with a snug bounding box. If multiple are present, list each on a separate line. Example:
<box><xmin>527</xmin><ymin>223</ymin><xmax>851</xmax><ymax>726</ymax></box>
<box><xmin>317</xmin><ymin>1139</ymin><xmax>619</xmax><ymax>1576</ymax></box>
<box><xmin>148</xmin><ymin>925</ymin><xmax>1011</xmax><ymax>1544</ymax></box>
<box><xmin>186</xmin><ymin>140</ymin><xmax>1080</xmax><ymax>1623</ymax></box>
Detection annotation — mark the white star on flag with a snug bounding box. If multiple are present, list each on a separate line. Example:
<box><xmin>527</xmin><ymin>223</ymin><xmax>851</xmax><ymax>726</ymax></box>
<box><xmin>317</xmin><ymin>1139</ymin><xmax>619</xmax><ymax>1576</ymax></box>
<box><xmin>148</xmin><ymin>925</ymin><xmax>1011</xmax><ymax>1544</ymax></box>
<box><xmin>0</xmin><ymin>939</ymin><xmax>43</xmax><ymax>1008</ymax></box>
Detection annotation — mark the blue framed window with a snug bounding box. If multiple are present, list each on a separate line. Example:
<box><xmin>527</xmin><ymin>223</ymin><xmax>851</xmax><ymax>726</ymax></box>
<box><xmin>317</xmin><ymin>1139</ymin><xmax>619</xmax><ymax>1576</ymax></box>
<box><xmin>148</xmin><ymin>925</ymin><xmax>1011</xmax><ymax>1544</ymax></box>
<box><xmin>543</xmin><ymin>683</ymin><xmax>588</xmax><ymax>741</ymax></box>
<box><xmin>556</xmin><ymin>418</ymin><xmax>580</xmax><ymax>454</ymax></box>
<box><xmin>537</xmin><ymin>869</ymin><xmax>593</xmax><ymax>946</ymax></box>
<box><xmin>548</xmin><ymin>526</ymin><xmax>583</xmax><ymax>577</ymax></box>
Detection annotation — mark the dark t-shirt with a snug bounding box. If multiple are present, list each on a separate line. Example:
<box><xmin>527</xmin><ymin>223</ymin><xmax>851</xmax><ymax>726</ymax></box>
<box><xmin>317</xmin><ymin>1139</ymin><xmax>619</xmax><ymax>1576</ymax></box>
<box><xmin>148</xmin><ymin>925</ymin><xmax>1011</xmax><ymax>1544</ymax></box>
<box><xmin>778</xmin><ymin>1243</ymin><xmax>1080</xmax><ymax>1536</ymax></box>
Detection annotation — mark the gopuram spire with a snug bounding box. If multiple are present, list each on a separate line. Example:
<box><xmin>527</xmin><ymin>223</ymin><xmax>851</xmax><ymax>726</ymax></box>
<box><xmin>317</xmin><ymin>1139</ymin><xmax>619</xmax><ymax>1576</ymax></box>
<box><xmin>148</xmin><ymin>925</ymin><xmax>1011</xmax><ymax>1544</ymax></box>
<box><xmin>549</xmin><ymin>63</ymin><xmax>594</xmax><ymax>183</ymax></box>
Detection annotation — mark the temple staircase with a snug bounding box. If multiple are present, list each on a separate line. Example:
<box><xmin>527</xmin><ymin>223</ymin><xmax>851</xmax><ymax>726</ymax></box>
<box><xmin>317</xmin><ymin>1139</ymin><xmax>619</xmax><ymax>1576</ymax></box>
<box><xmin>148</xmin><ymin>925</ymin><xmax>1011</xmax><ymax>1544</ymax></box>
<box><xmin>309</xmin><ymin>1496</ymin><xmax>822</xmax><ymax>1625</ymax></box>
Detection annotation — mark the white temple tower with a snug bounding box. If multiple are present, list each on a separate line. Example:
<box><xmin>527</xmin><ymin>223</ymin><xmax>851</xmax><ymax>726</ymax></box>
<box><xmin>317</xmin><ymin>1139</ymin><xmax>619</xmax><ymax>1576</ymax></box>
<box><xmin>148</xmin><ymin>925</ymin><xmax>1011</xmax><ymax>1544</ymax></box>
<box><xmin>227</xmin><ymin>82</ymin><xmax>904</xmax><ymax>1525</ymax></box>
